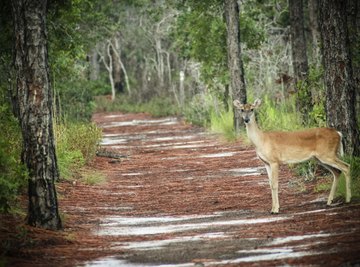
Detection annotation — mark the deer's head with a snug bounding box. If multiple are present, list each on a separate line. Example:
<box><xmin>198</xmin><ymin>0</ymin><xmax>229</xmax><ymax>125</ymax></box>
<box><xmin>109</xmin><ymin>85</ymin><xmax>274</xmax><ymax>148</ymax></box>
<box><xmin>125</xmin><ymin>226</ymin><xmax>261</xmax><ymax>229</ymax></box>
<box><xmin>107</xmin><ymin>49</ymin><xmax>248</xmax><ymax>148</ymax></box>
<box><xmin>233</xmin><ymin>99</ymin><xmax>261</xmax><ymax>124</ymax></box>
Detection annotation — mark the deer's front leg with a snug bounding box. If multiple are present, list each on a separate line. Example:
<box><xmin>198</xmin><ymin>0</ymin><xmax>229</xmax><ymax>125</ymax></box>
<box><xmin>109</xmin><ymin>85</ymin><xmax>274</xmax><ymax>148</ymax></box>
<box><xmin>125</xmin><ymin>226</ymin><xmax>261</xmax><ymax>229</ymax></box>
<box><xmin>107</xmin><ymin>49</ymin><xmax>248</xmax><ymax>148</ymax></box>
<box><xmin>267</xmin><ymin>163</ymin><xmax>279</xmax><ymax>214</ymax></box>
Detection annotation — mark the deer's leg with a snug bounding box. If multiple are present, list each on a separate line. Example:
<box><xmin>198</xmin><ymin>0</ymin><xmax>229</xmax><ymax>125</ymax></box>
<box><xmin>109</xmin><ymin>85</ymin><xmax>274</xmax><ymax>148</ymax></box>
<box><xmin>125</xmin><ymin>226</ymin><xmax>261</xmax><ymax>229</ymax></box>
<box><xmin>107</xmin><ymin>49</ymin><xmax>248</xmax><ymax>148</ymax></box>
<box><xmin>271</xmin><ymin>163</ymin><xmax>280</xmax><ymax>213</ymax></box>
<box><xmin>317</xmin><ymin>156</ymin><xmax>351</xmax><ymax>204</ymax></box>
<box><xmin>268</xmin><ymin>163</ymin><xmax>279</xmax><ymax>214</ymax></box>
<box><xmin>322</xmin><ymin>164</ymin><xmax>341</xmax><ymax>205</ymax></box>
<box><xmin>264</xmin><ymin>164</ymin><xmax>275</xmax><ymax>213</ymax></box>
<box><xmin>335</xmin><ymin>158</ymin><xmax>351</xmax><ymax>203</ymax></box>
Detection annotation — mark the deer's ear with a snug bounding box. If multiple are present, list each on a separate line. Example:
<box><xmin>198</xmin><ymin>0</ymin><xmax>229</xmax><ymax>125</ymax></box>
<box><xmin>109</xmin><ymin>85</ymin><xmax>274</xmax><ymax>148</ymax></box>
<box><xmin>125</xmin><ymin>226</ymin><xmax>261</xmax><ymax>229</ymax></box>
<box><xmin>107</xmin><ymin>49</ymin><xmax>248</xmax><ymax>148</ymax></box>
<box><xmin>253</xmin><ymin>98</ymin><xmax>262</xmax><ymax>108</ymax></box>
<box><xmin>233</xmin><ymin>100</ymin><xmax>242</xmax><ymax>109</ymax></box>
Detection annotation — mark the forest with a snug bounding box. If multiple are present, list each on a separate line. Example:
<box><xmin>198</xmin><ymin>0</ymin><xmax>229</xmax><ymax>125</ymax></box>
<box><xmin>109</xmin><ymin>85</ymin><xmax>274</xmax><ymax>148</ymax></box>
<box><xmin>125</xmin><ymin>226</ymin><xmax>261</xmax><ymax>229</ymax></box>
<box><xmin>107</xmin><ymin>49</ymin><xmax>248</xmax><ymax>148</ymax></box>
<box><xmin>1</xmin><ymin>0</ymin><xmax>360</xmax><ymax>265</ymax></box>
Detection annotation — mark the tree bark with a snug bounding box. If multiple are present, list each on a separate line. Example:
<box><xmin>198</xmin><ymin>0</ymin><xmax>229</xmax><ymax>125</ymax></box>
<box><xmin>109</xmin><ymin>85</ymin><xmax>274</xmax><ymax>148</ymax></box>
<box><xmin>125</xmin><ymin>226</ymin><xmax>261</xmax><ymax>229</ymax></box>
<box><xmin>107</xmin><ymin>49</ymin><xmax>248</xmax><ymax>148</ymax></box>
<box><xmin>12</xmin><ymin>0</ymin><xmax>62</xmax><ymax>229</ymax></box>
<box><xmin>224</xmin><ymin>0</ymin><xmax>247</xmax><ymax>132</ymax></box>
<box><xmin>289</xmin><ymin>0</ymin><xmax>312</xmax><ymax>123</ymax></box>
<box><xmin>89</xmin><ymin>45</ymin><xmax>100</xmax><ymax>81</ymax></box>
<box><xmin>110</xmin><ymin>38</ymin><xmax>124</xmax><ymax>94</ymax></box>
<box><xmin>318</xmin><ymin>0</ymin><xmax>360</xmax><ymax>156</ymax></box>
<box><xmin>347</xmin><ymin>0</ymin><xmax>360</xmax><ymax>117</ymax></box>
<box><xmin>308</xmin><ymin>0</ymin><xmax>321</xmax><ymax>65</ymax></box>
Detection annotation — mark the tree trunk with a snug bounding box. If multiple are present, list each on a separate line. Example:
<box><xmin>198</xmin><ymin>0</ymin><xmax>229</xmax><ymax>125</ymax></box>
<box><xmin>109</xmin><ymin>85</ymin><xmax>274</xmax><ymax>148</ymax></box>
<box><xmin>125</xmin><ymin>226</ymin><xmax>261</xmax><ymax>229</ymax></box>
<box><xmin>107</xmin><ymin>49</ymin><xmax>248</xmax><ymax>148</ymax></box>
<box><xmin>89</xmin><ymin>45</ymin><xmax>100</xmax><ymax>81</ymax></box>
<box><xmin>224</xmin><ymin>0</ymin><xmax>247</xmax><ymax>133</ymax></box>
<box><xmin>111</xmin><ymin>38</ymin><xmax>124</xmax><ymax>94</ymax></box>
<box><xmin>347</xmin><ymin>0</ymin><xmax>360</xmax><ymax>117</ymax></box>
<box><xmin>12</xmin><ymin>0</ymin><xmax>62</xmax><ymax>229</ymax></box>
<box><xmin>289</xmin><ymin>0</ymin><xmax>312</xmax><ymax>123</ymax></box>
<box><xmin>318</xmin><ymin>0</ymin><xmax>360</xmax><ymax>156</ymax></box>
<box><xmin>308</xmin><ymin>0</ymin><xmax>321</xmax><ymax>65</ymax></box>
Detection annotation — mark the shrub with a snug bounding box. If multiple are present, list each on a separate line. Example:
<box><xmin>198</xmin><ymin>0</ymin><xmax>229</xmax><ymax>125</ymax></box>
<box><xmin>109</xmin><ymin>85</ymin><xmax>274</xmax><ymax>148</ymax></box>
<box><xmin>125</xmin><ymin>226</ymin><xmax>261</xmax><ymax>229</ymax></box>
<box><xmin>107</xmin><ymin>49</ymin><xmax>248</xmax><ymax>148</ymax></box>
<box><xmin>210</xmin><ymin>108</ymin><xmax>236</xmax><ymax>141</ymax></box>
<box><xmin>55</xmin><ymin>122</ymin><xmax>102</xmax><ymax>181</ymax></box>
<box><xmin>184</xmin><ymin>94</ymin><xmax>213</xmax><ymax>126</ymax></box>
<box><xmin>95</xmin><ymin>94</ymin><xmax>180</xmax><ymax>117</ymax></box>
<box><xmin>256</xmin><ymin>96</ymin><xmax>303</xmax><ymax>131</ymax></box>
<box><xmin>0</xmin><ymin>105</ymin><xmax>27</xmax><ymax>213</ymax></box>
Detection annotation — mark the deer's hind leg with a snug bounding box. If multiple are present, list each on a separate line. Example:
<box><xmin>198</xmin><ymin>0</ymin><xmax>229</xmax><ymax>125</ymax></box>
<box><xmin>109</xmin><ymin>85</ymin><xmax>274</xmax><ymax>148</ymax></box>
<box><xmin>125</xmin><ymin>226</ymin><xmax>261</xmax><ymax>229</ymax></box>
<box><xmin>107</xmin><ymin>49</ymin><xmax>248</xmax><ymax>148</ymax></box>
<box><xmin>315</xmin><ymin>156</ymin><xmax>351</xmax><ymax>205</ymax></box>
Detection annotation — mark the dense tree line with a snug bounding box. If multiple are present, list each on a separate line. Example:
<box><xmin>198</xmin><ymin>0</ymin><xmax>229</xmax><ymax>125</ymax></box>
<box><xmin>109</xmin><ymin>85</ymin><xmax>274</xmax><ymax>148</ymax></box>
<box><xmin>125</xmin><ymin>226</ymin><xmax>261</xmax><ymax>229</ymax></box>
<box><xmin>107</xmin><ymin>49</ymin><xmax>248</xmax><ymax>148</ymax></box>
<box><xmin>0</xmin><ymin>0</ymin><xmax>359</xmax><ymax>229</ymax></box>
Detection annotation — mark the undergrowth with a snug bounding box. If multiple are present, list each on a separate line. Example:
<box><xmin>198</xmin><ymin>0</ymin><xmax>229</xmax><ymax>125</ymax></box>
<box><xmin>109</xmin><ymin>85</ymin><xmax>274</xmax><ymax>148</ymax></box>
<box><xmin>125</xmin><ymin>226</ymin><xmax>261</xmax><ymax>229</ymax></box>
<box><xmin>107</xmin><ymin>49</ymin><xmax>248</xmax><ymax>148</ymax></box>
<box><xmin>95</xmin><ymin>95</ymin><xmax>180</xmax><ymax>117</ymax></box>
<box><xmin>55</xmin><ymin>122</ymin><xmax>103</xmax><ymax>184</ymax></box>
<box><xmin>315</xmin><ymin>156</ymin><xmax>360</xmax><ymax>200</ymax></box>
<box><xmin>0</xmin><ymin>104</ymin><xmax>27</xmax><ymax>213</ymax></box>
<box><xmin>210</xmin><ymin>108</ymin><xmax>237</xmax><ymax>141</ymax></box>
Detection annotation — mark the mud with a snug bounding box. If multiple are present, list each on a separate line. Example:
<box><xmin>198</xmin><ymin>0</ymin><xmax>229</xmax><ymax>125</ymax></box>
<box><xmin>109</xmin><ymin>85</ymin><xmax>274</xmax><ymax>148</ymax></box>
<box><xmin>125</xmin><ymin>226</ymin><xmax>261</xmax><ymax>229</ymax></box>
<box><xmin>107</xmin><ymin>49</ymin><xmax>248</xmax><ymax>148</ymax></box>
<box><xmin>2</xmin><ymin>112</ymin><xmax>360</xmax><ymax>267</ymax></box>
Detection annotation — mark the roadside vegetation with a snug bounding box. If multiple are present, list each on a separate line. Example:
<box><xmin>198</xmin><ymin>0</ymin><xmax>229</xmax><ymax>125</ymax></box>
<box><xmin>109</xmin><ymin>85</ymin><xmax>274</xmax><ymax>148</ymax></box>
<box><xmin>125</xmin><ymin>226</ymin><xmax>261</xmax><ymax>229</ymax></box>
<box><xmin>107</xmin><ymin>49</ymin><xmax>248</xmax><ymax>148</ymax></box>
<box><xmin>1</xmin><ymin>0</ymin><xmax>359</xmax><ymax>217</ymax></box>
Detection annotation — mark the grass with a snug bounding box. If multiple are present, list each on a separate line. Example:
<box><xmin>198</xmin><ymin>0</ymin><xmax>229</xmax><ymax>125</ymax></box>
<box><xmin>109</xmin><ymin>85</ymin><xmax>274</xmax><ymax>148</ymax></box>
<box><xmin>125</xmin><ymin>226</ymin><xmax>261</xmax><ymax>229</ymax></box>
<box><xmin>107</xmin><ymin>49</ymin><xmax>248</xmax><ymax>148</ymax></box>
<box><xmin>80</xmin><ymin>170</ymin><xmax>106</xmax><ymax>185</ymax></box>
<box><xmin>95</xmin><ymin>95</ymin><xmax>180</xmax><ymax>117</ymax></box>
<box><xmin>210</xmin><ymin>108</ymin><xmax>237</xmax><ymax>141</ymax></box>
<box><xmin>55</xmin><ymin>121</ymin><xmax>102</xmax><ymax>182</ymax></box>
<box><xmin>255</xmin><ymin>96</ymin><xmax>303</xmax><ymax>131</ymax></box>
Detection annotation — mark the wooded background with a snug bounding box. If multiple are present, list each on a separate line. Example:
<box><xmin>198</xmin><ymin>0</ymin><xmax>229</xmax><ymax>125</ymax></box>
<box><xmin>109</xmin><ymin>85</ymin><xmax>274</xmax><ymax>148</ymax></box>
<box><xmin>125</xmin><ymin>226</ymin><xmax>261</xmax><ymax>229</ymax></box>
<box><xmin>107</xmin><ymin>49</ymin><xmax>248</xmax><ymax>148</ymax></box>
<box><xmin>0</xmin><ymin>0</ymin><xmax>359</xmax><ymax>229</ymax></box>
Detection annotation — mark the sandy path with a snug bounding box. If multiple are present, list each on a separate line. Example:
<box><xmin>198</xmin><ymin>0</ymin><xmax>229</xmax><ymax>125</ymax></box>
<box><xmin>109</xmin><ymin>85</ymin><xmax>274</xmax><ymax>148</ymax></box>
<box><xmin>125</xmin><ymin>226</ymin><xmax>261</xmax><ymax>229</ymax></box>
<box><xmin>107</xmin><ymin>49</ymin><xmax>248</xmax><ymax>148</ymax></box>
<box><xmin>4</xmin><ymin>112</ymin><xmax>360</xmax><ymax>266</ymax></box>
<box><xmin>84</xmin><ymin>112</ymin><xmax>360</xmax><ymax>266</ymax></box>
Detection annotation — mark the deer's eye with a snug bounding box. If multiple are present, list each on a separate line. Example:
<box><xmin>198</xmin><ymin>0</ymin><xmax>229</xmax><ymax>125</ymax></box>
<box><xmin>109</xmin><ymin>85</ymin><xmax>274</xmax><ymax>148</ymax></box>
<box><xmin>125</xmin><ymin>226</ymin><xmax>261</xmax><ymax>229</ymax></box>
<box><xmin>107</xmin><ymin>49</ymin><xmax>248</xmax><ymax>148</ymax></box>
<box><xmin>250</xmin><ymin>108</ymin><xmax>254</xmax><ymax>112</ymax></box>
<box><xmin>240</xmin><ymin>109</ymin><xmax>244</xmax><ymax>112</ymax></box>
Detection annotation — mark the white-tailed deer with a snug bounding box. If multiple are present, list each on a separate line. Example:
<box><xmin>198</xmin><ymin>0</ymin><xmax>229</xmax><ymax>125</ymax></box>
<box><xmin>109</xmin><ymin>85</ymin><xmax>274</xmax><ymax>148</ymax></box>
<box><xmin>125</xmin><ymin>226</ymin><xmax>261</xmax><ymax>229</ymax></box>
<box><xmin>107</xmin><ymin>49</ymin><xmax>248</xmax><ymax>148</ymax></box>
<box><xmin>233</xmin><ymin>98</ymin><xmax>351</xmax><ymax>214</ymax></box>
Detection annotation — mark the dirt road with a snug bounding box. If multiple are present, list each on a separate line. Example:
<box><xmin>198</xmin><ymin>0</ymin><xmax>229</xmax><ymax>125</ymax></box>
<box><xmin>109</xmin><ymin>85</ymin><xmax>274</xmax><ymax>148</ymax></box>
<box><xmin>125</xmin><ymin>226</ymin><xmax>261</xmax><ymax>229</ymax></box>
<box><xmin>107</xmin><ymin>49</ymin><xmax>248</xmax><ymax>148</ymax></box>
<box><xmin>4</xmin><ymin>112</ymin><xmax>360</xmax><ymax>266</ymax></box>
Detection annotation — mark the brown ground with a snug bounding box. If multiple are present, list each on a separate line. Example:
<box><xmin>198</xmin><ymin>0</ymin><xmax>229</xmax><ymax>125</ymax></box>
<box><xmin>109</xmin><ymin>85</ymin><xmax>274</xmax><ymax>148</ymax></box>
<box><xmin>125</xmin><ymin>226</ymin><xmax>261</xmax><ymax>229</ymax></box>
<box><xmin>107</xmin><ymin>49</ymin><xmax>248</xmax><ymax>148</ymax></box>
<box><xmin>1</xmin><ymin>112</ymin><xmax>360</xmax><ymax>267</ymax></box>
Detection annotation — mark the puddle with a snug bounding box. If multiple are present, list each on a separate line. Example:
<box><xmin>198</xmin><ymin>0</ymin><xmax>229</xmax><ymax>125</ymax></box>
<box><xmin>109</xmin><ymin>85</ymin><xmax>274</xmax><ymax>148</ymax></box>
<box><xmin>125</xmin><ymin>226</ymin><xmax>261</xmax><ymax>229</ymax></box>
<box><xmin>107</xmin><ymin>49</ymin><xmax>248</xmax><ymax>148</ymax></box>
<box><xmin>211</xmin><ymin>249</ymin><xmax>329</xmax><ymax>265</ymax></box>
<box><xmin>198</xmin><ymin>152</ymin><xmax>237</xmax><ymax>158</ymax></box>
<box><xmin>143</xmin><ymin>140</ymin><xmax>207</xmax><ymax>149</ymax></box>
<box><xmin>118</xmin><ymin>232</ymin><xmax>229</xmax><ymax>251</ymax></box>
<box><xmin>227</xmin><ymin>166</ymin><xmax>265</xmax><ymax>176</ymax></box>
<box><xmin>104</xmin><ymin>114</ymin><xmax>128</xmax><ymax>119</ymax></box>
<box><xmin>96</xmin><ymin>215</ymin><xmax>289</xmax><ymax>236</ymax></box>
<box><xmin>269</xmin><ymin>233</ymin><xmax>332</xmax><ymax>246</ymax></box>
<box><xmin>100</xmin><ymin>138</ymin><xmax>128</xmax><ymax>145</ymax></box>
<box><xmin>150</xmin><ymin>135</ymin><xmax>199</xmax><ymax>142</ymax></box>
<box><xmin>99</xmin><ymin>214</ymin><xmax>221</xmax><ymax>226</ymax></box>
<box><xmin>122</xmin><ymin>173</ymin><xmax>143</xmax><ymax>176</ymax></box>
<box><xmin>84</xmin><ymin>258</ymin><xmax>193</xmax><ymax>267</ymax></box>
<box><xmin>102</xmin><ymin>118</ymin><xmax>178</xmax><ymax>128</ymax></box>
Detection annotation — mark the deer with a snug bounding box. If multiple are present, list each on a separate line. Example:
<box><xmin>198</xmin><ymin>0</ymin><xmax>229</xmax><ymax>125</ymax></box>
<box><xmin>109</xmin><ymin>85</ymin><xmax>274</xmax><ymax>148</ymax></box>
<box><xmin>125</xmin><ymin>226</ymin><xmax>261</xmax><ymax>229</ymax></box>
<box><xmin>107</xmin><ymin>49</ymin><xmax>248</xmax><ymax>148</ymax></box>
<box><xmin>233</xmin><ymin>98</ymin><xmax>351</xmax><ymax>214</ymax></box>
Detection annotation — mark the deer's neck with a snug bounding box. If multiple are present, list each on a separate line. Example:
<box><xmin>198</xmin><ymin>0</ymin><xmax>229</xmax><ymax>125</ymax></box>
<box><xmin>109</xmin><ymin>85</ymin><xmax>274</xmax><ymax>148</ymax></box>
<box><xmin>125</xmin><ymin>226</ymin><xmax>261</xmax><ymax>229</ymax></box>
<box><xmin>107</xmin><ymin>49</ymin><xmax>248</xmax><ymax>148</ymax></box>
<box><xmin>246</xmin><ymin>120</ymin><xmax>264</xmax><ymax>148</ymax></box>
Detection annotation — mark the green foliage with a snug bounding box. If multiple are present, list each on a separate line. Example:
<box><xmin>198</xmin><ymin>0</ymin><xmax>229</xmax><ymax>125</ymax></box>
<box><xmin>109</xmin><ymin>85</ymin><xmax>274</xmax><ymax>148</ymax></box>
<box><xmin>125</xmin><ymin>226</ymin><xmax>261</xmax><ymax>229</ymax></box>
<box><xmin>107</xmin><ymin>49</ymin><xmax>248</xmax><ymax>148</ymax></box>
<box><xmin>307</xmin><ymin>66</ymin><xmax>326</xmax><ymax>127</ymax></box>
<box><xmin>55</xmin><ymin>78</ymin><xmax>100</xmax><ymax>122</ymax></box>
<box><xmin>0</xmin><ymin>104</ymin><xmax>27</xmax><ymax>213</ymax></box>
<box><xmin>80</xmin><ymin>170</ymin><xmax>106</xmax><ymax>185</ymax></box>
<box><xmin>174</xmin><ymin>7</ymin><xmax>228</xmax><ymax>87</ymax></box>
<box><xmin>55</xmin><ymin>122</ymin><xmax>102</xmax><ymax>181</ymax></box>
<box><xmin>292</xmin><ymin>159</ymin><xmax>318</xmax><ymax>182</ymax></box>
<box><xmin>95</xmin><ymin>95</ymin><xmax>180</xmax><ymax>117</ymax></box>
<box><xmin>256</xmin><ymin>96</ymin><xmax>303</xmax><ymax>131</ymax></box>
<box><xmin>183</xmin><ymin>94</ymin><xmax>213</xmax><ymax>126</ymax></box>
<box><xmin>174</xmin><ymin>0</ymin><xmax>265</xmax><ymax>92</ymax></box>
<box><xmin>210</xmin><ymin>108</ymin><xmax>237</xmax><ymax>141</ymax></box>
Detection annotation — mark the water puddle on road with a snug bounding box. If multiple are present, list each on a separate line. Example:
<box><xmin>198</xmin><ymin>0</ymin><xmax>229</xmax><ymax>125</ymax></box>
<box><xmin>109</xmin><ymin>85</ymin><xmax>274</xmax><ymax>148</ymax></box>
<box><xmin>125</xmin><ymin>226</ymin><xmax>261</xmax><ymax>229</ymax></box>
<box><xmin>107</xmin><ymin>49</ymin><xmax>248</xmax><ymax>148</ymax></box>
<box><xmin>102</xmin><ymin>118</ymin><xmax>178</xmax><ymax>128</ymax></box>
<box><xmin>227</xmin><ymin>166</ymin><xmax>265</xmax><ymax>176</ymax></box>
<box><xmin>84</xmin><ymin>211</ymin><xmax>340</xmax><ymax>267</ymax></box>
<box><xmin>96</xmin><ymin>214</ymin><xmax>288</xmax><ymax>236</ymax></box>
<box><xmin>198</xmin><ymin>152</ymin><xmax>238</xmax><ymax>158</ymax></box>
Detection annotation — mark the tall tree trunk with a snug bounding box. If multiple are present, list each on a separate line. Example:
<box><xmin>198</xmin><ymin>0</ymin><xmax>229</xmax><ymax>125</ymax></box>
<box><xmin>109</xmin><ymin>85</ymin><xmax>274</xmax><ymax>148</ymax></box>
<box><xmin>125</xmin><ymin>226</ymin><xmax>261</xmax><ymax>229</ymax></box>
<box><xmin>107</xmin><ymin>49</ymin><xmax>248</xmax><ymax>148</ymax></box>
<box><xmin>224</xmin><ymin>0</ymin><xmax>246</xmax><ymax>133</ymax></box>
<box><xmin>89</xmin><ymin>45</ymin><xmax>100</xmax><ymax>81</ymax></box>
<box><xmin>12</xmin><ymin>0</ymin><xmax>62</xmax><ymax>229</ymax></box>
<box><xmin>111</xmin><ymin>38</ymin><xmax>124</xmax><ymax>94</ymax></box>
<box><xmin>289</xmin><ymin>0</ymin><xmax>312</xmax><ymax>123</ymax></box>
<box><xmin>318</xmin><ymin>0</ymin><xmax>360</xmax><ymax>156</ymax></box>
<box><xmin>347</xmin><ymin>0</ymin><xmax>360</xmax><ymax>117</ymax></box>
<box><xmin>308</xmin><ymin>0</ymin><xmax>321</xmax><ymax>65</ymax></box>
